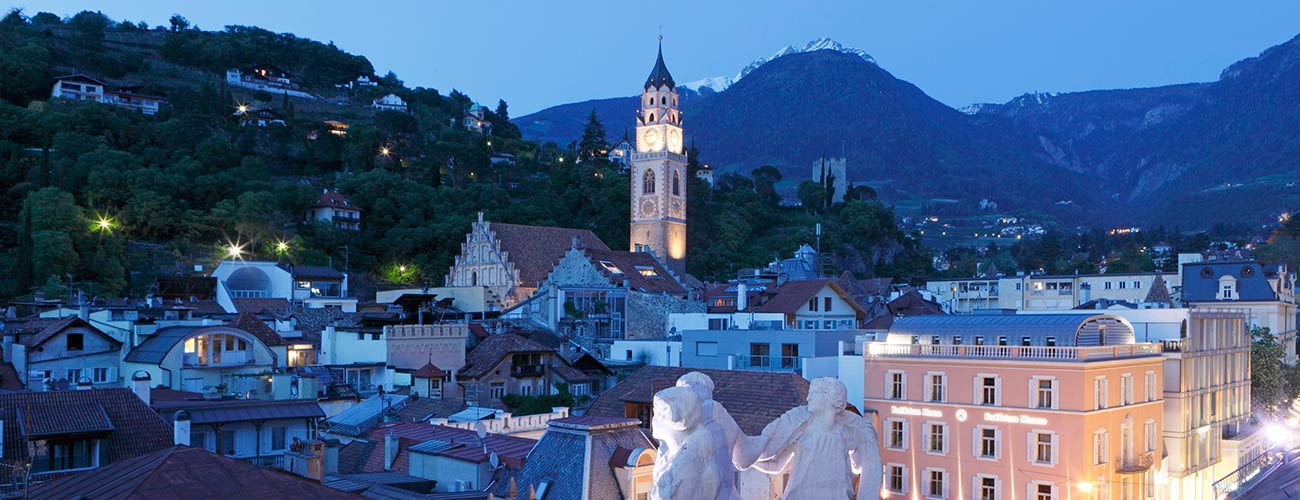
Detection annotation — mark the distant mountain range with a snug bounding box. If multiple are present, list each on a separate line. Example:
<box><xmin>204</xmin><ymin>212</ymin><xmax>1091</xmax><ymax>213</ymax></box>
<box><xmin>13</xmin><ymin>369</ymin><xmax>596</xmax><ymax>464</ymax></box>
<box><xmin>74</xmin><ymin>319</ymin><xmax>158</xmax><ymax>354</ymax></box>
<box><xmin>514</xmin><ymin>36</ymin><xmax>1300</xmax><ymax>228</ymax></box>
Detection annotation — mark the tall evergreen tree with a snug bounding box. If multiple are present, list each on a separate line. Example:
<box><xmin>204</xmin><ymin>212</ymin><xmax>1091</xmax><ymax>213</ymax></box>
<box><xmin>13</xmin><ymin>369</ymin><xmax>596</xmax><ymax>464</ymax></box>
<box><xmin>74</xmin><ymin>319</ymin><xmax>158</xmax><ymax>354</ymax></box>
<box><xmin>494</xmin><ymin>99</ymin><xmax>510</xmax><ymax>122</ymax></box>
<box><xmin>578</xmin><ymin>110</ymin><xmax>608</xmax><ymax>162</ymax></box>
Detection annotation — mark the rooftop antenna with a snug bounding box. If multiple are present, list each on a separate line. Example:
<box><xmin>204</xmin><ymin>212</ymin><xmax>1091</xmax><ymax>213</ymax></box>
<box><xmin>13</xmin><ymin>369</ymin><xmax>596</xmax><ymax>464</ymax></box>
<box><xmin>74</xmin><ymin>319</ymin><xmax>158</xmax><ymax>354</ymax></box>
<box><xmin>475</xmin><ymin>421</ymin><xmax>489</xmax><ymax>455</ymax></box>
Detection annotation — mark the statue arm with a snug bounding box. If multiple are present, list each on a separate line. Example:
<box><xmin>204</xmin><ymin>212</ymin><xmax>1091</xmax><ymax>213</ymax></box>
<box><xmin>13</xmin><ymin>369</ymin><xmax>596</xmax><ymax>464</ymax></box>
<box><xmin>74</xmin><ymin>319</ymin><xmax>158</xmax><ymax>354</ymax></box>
<box><xmin>750</xmin><ymin>440</ymin><xmax>795</xmax><ymax>475</ymax></box>
<box><xmin>847</xmin><ymin>416</ymin><xmax>883</xmax><ymax>500</ymax></box>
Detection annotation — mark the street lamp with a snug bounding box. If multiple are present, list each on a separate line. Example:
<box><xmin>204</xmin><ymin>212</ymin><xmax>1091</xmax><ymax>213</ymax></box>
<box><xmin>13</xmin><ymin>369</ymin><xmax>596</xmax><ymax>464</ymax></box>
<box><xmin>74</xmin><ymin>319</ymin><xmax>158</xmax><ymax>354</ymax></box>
<box><xmin>275</xmin><ymin>240</ymin><xmax>290</xmax><ymax>254</ymax></box>
<box><xmin>236</xmin><ymin>104</ymin><xmax>248</xmax><ymax>115</ymax></box>
<box><xmin>92</xmin><ymin>215</ymin><xmax>115</xmax><ymax>233</ymax></box>
<box><xmin>380</xmin><ymin>146</ymin><xmax>391</xmax><ymax>157</ymax></box>
<box><xmin>1077</xmin><ymin>481</ymin><xmax>1094</xmax><ymax>495</ymax></box>
<box><xmin>225</xmin><ymin>243</ymin><xmax>244</xmax><ymax>260</ymax></box>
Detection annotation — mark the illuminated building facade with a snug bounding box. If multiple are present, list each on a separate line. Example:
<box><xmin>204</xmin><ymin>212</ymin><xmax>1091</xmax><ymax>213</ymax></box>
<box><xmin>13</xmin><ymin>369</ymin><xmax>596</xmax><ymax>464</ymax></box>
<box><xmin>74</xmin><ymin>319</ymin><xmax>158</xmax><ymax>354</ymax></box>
<box><xmin>630</xmin><ymin>40</ymin><xmax>687</xmax><ymax>278</ymax></box>
<box><xmin>864</xmin><ymin>314</ymin><xmax>1166</xmax><ymax>500</ymax></box>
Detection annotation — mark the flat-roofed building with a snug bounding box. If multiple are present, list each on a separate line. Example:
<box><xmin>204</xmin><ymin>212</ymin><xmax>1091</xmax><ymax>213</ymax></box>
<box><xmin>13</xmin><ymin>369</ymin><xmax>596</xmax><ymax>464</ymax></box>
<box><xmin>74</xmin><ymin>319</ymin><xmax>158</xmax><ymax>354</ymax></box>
<box><xmin>865</xmin><ymin>314</ymin><xmax>1166</xmax><ymax>500</ymax></box>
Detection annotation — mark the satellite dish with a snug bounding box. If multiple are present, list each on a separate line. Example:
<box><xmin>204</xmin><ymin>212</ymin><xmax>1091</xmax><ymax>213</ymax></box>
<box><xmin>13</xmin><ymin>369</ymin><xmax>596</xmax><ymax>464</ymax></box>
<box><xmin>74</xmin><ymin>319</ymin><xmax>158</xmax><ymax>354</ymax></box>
<box><xmin>489</xmin><ymin>451</ymin><xmax>500</xmax><ymax>469</ymax></box>
<box><xmin>475</xmin><ymin>421</ymin><xmax>488</xmax><ymax>440</ymax></box>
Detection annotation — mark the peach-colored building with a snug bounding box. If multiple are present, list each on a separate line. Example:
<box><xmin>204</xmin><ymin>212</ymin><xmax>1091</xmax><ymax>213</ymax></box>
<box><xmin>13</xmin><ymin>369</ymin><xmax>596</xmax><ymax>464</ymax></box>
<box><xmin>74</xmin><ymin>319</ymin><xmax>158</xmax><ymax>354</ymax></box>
<box><xmin>865</xmin><ymin>314</ymin><xmax>1166</xmax><ymax>500</ymax></box>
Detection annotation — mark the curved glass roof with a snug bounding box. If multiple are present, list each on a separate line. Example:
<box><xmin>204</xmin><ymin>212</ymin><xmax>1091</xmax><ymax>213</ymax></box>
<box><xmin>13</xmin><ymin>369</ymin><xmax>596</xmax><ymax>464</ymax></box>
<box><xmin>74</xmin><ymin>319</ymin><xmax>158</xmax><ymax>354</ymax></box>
<box><xmin>886</xmin><ymin>313</ymin><xmax>1135</xmax><ymax>347</ymax></box>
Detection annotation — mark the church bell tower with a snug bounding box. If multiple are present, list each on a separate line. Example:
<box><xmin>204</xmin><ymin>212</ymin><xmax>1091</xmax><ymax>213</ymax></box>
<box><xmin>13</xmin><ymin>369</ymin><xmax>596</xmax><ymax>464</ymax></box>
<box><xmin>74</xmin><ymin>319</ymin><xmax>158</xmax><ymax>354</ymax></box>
<box><xmin>630</xmin><ymin>38</ymin><xmax>687</xmax><ymax>278</ymax></box>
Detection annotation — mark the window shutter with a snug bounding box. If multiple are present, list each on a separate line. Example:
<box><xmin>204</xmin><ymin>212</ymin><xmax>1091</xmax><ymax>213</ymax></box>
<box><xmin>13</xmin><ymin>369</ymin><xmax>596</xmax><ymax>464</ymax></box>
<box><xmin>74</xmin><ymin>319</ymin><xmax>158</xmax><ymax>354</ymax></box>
<box><xmin>1026</xmin><ymin>431</ymin><xmax>1035</xmax><ymax>463</ymax></box>
<box><xmin>1052</xmin><ymin>433</ymin><xmax>1060</xmax><ymax>464</ymax></box>
<box><xmin>972</xmin><ymin>427</ymin><xmax>981</xmax><ymax>458</ymax></box>
<box><xmin>1052</xmin><ymin>379</ymin><xmax>1059</xmax><ymax>409</ymax></box>
<box><xmin>973</xmin><ymin>376</ymin><xmax>981</xmax><ymax>404</ymax></box>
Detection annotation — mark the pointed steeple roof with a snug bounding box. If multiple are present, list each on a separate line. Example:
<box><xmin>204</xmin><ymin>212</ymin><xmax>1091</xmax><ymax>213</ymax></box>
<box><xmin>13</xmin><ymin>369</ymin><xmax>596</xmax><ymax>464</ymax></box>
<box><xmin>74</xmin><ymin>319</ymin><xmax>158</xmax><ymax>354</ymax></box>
<box><xmin>644</xmin><ymin>38</ymin><xmax>675</xmax><ymax>90</ymax></box>
<box><xmin>1144</xmin><ymin>273</ymin><xmax>1173</xmax><ymax>305</ymax></box>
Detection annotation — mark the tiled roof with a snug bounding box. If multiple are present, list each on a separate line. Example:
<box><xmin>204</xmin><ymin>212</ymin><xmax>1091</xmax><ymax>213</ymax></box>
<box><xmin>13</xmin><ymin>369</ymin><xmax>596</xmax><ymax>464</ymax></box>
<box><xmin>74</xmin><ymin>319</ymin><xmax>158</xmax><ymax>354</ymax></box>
<box><xmin>54</xmin><ymin>73</ymin><xmax>108</xmax><ymax>85</ymax></box>
<box><xmin>0</xmin><ymin>360</ymin><xmax>22</xmax><ymax>391</ymax></box>
<box><xmin>26</xmin><ymin>446</ymin><xmax>365</xmax><ymax>500</ymax></box>
<box><xmin>585</xmin><ymin>365</ymin><xmax>810</xmax><ymax>435</ymax></box>
<box><xmin>644</xmin><ymin>42</ymin><xmax>676</xmax><ymax>90</ymax></box>
<box><xmin>232</xmin><ymin>297</ymin><xmax>292</xmax><ymax>315</ymax></box>
<box><xmin>1182</xmin><ymin>261</ymin><xmax>1282</xmax><ymax>303</ymax></box>
<box><xmin>20</xmin><ymin>316</ymin><xmax>121</xmax><ymax>349</ymax></box>
<box><xmin>886</xmin><ymin>289</ymin><xmax>944</xmax><ymax>317</ymax></box>
<box><xmin>392</xmin><ymin>397</ymin><xmax>467</xmax><ymax>424</ymax></box>
<box><xmin>576</xmin><ymin>248</ymin><xmax>687</xmax><ymax>295</ymax></box>
<box><xmin>487</xmin><ymin>222</ymin><xmax>610</xmax><ymax>286</ymax></box>
<box><xmin>126</xmin><ymin>324</ymin><xmax>282</xmax><ymax>364</ymax></box>
<box><xmin>1</xmin><ymin>388</ymin><xmax>173</xmax><ymax>483</ymax></box>
<box><xmin>153</xmin><ymin>398</ymin><xmax>324</xmax><ymax>425</ymax></box>
<box><xmin>1144</xmin><ymin>274</ymin><xmax>1173</xmax><ymax>304</ymax></box>
<box><xmin>289</xmin><ymin>265</ymin><xmax>345</xmax><ymax>281</ymax></box>
<box><xmin>459</xmin><ymin>333</ymin><xmax>555</xmax><ymax>379</ymax></box>
<box><xmin>229</xmin><ymin>311</ymin><xmax>286</xmax><ymax>346</ymax></box>
<box><xmin>353</xmin><ymin>422</ymin><xmax>535</xmax><ymax>475</ymax></box>
<box><xmin>325</xmin><ymin>393</ymin><xmax>411</xmax><ymax>438</ymax></box>
<box><xmin>752</xmin><ymin>278</ymin><xmax>866</xmax><ymax>317</ymax></box>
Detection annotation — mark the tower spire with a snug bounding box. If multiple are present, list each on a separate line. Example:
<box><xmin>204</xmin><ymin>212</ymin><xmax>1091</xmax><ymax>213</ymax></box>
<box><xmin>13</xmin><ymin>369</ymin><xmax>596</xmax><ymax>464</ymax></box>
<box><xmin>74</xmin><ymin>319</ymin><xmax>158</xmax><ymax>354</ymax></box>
<box><xmin>645</xmin><ymin>34</ymin><xmax>675</xmax><ymax>91</ymax></box>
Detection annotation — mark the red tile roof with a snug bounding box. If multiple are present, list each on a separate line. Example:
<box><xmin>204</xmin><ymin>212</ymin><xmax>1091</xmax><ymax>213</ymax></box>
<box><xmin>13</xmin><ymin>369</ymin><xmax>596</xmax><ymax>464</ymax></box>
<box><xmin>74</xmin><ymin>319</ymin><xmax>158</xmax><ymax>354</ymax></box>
<box><xmin>231</xmin><ymin>298</ymin><xmax>291</xmax><ymax>315</ymax></box>
<box><xmin>487</xmin><ymin>222</ymin><xmax>610</xmax><ymax>286</ymax></box>
<box><xmin>229</xmin><ymin>311</ymin><xmax>286</xmax><ymax>346</ymax></box>
<box><xmin>313</xmin><ymin>190</ymin><xmax>359</xmax><ymax>210</ymax></box>
<box><xmin>0</xmin><ymin>360</ymin><xmax>22</xmax><ymax>390</ymax></box>
<box><xmin>20</xmin><ymin>316</ymin><xmax>122</xmax><ymax>349</ymax></box>
<box><xmin>585</xmin><ymin>366</ymin><xmax>810</xmax><ymax>435</ymax></box>
<box><xmin>752</xmin><ymin>279</ymin><xmax>867</xmax><ymax>318</ymax></box>
<box><xmin>408</xmin><ymin>361</ymin><xmax>447</xmax><ymax>379</ymax></box>
<box><xmin>576</xmin><ymin>248</ymin><xmax>687</xmax><ymax>295</ymax></box>
<box><xmin>353</xmin><ymin>422</ymin><xmax>535</xmax><ymax>473</ymax></box>
<box><xmin>26</xmin><ymin>446</ymin><xmax>365</xmax><ymax>500</ymax></box>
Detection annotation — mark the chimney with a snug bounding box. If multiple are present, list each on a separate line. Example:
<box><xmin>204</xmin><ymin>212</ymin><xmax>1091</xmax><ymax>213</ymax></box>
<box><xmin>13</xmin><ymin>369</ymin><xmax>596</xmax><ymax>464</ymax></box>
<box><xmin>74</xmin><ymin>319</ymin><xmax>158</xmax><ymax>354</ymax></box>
<box><xmin>173</xmin><ymin>411</ymin><xmax>192</xmax><ymax>446</ymax></box>
<box><xmin>131</xmin><ymin>370</ymin><xmax>152</xmax><ymax>405</ymax></box>
<box><xmin>323</xmin><ymin>440</ymin><xmax>339</xmax><ymax>476</ymax></box>
<box><xmin>77</xmin><ymin>303</ymin><xmax>89</xmax><ymax>320</ymax></box>
<box><xmin>272</xmin><ymin>373</ymin><xmax>293</xmax><ymax>400</ymax></box>
<box><xmin>298</xmin><ymin>373</ymin><xmax>319</xmax><ymax>400</ymax></box>
<box><xmin>736</xmin><ymin>282</ymin><xmax>748</xmax><ymax>312</ymax></box>
<box><xmin>384</xmin><ymin>432</ymin><xmax>399</xmax><ymax>471</ymax></box>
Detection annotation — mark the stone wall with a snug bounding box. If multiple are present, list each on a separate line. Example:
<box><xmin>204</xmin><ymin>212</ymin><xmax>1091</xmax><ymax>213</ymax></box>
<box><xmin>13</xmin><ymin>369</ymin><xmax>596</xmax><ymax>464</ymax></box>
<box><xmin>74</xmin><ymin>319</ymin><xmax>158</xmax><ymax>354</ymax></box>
<box><xmin>626</xmin><ymin>291</ymin><xmax>705</xmax><ymax>341</ymax></box>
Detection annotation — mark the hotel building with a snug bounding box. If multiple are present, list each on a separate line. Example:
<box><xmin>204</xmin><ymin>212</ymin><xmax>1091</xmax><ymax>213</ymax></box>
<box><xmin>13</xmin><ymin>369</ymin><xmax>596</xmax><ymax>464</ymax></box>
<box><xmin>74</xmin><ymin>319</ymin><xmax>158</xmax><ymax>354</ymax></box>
<box><xmin>865</xmin><ymin>314</ymin><xmax>1166</xmax><ymax>500</ymax></box>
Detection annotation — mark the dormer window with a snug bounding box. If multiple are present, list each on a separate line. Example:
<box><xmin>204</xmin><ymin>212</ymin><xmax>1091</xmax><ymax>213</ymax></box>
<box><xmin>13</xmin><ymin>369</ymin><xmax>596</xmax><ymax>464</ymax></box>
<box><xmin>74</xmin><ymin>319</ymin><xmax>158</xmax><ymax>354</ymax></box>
<box><xmin>600</xmin><ymin>261</ymin><xmax>624</xmax><ymax>275</ymax></box>
<box><xmin>1242</xmin><ymin>266</ymin><xmax>1255</xmax><ymax>278</ymax></box>
<box><xmin>1200</xmin><ymin>267</ymin><xmax>1214</xmax><ymax>279</ymax></box>
<box><xmin>635</xmin><ymin>266</ymin><xmax>659</xmax><ymax>277</ymax></box>
<box><xmin>1219</xmin><ymin>275</ymin><xmax>1237</xmax><ymax>300</ymax></box>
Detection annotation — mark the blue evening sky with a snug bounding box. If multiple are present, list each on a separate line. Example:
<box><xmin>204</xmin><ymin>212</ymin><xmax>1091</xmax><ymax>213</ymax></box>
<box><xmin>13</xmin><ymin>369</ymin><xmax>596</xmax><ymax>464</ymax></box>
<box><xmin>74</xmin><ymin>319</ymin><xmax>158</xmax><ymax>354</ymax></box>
<box><xmin>16</xmin><ymin>1</ymin><xmax>1300</xmax><ymax>115</ymax></box>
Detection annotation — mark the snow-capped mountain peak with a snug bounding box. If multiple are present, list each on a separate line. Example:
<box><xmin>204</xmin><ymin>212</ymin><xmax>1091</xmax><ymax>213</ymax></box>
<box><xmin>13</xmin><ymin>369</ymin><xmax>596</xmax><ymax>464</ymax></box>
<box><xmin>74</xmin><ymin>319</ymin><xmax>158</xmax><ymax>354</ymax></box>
<box><xmin>679</xmin><ymin>37</ymin><xmax>876</xmax><ymax>93</ymax></box>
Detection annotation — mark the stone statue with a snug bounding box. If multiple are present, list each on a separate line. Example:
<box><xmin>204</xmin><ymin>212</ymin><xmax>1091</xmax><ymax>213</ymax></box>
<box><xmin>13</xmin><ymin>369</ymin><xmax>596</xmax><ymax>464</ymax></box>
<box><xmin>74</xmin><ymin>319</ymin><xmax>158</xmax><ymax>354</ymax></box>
<box><xmin>735</xmin><ymin>378</ymin><xmax>882</xmax><ymax>500</ymax></box>
<box><xmin>650</xmin><ymin>386</ymin><xmax>721</xmax><ymax>500</ymax></box>
<box><xmin>676</xmin><ymin>372</ymin><xmax>743</xmax><ymax>500</ymax></box>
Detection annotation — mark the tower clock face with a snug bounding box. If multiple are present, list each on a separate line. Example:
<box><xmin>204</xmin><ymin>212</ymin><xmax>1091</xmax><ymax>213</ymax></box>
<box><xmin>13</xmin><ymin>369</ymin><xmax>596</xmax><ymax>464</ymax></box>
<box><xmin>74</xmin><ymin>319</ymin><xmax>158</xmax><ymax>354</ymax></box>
<box><xmin>667</xmin><ymin>128</ymin><xmax>682</xmax><ymax>153</ymax></box>
<box><xmin>638</xmin><ymin>197</ymin><xmax>658</xmax><ymax>219</ymax></box>
<box><xmin>641</xmin><ymin>128</ymin><xmax>662</xmax><ymax>152</ymax></box>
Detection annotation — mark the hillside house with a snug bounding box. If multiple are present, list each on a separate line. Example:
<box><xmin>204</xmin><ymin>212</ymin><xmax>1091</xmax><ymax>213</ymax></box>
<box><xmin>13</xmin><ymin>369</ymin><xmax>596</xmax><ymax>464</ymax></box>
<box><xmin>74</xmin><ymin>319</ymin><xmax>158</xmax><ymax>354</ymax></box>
<box><xmin>236</xmin><ymin>106</ymin><xmax>286</xmax><ymax>127</ymax></box>
<box><xmin>462</xmin><ymin>103</ymin><xmax>491</xmax><ymax>134</ymax></box>
<box><xmin>51</xmin><ymin>74</ymin><xmax>164</xmax><ymax>115</ymax></box>
<box><xmin>371</xmin><ymin>93</ymin><xmax>407</xmax><ymax>112</ymax></box>
<box><xmin>211</xmin><ymin>260</ymin><xmax>356</xmax><ymax>313</ymax></box>
<box><xmin>226</xmin><ymin>66</ymin><xmax>317</xmax><ymax>99</ymax></box>
<box><xmin>455</xmin><ymin>333</ymin><xmax>592</xmax><ymax>405</ymax></box>
<box><xmin>308</xmin><ymin>188</ymin><xmax>362</xmax><ymax>231</ymax></box>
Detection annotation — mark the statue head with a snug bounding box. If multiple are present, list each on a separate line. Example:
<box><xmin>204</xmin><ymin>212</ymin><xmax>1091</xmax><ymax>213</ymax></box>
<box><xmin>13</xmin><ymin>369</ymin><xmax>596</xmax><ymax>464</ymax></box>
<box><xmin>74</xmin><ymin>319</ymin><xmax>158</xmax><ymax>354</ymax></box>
<box><xmin>807</xmin><ymin>378</ymin><xmax>848</xmax><ymax>416</ymax></box>
<box><xmin>676</xmin><ymin>371</ymin><xmax>715</xmax><ymax>402</ymax></box>
<box><xmin>652</xmin><ymin>386</ymin><xmax>703</xmax><ymax>444</ymax></box>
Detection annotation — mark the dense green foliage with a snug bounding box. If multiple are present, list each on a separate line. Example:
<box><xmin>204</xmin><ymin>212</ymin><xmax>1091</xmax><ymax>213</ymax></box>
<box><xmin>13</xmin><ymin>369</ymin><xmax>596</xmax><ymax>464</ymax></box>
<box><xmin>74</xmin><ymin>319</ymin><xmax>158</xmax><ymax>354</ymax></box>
<box><xmin>1250</xmin><ymin>327</ymin><xmax>1300</xmax><ymax>420</ymax></box>
<box><xmin>500</xmin><ymin>384</ymin><xmax>588</xmax><ymax>416</ymax></box>
<box><xmin>0</xmin><ymin>9</ymin><xmax>936</xmax><ymax>301</ymax></box>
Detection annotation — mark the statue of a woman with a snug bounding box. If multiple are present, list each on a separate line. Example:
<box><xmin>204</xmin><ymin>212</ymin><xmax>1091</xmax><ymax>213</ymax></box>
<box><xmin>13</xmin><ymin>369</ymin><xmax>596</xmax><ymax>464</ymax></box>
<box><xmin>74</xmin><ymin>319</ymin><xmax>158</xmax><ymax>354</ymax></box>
<box><xmin>676</xmin><ymin>372</ymin><xmax>743</xmax><ymax>500</ymax></box>
<box><xmin>735</xmin><ymin>378</ymin><xmax>882</xmax><ymax>500</ymax></box>
<box><xmin>650</xmin><ymin>386</ymin><xmax>721</xmax><ymax>500</ymax></box>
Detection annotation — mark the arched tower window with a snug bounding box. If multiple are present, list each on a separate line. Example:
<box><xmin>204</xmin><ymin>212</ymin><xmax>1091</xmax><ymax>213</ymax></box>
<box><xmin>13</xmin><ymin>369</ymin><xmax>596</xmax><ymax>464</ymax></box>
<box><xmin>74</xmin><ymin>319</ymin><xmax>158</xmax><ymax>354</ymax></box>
<box><xmin>661</xmin><ymin>96</ymin><xmax>666</xmax><ymax>105</ymax></box>
<box><xmin>643</xmin><ymin>170</ymin><xmax>656</xmax><ymax>194</ymax></box>
<box><xmin>649</xmin><ymin>112</ymin><xmax>655</xmax><ymax>122</ymax></box>
<box><xmin>471</xmin><ymin>271</ymin><xmax>478</xmax><ymax>286</ymax></box>
<box><xmin>672</xmin><ymin>170</ymin><xmax>681</xmax><ymax>196</ymax></box>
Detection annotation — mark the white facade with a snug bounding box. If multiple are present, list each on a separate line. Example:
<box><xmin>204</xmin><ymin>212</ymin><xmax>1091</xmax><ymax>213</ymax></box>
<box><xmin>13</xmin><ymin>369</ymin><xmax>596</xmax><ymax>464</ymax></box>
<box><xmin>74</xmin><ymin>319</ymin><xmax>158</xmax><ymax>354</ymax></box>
<box><xmin>371</xmin><ymin>93</ymin><xmax>407</xmax><ymax>111</ymax></box>
<box><xmin>609</xmin><ymin>339</ymin><xmax>681</xmax><ymax>365</ymax></box>
<box><xmin>318</xmin><ymin>325</ymin><xmax>388</xmax><ymax>366</ymax></box>
<box><xmin>225</xmin><ymin>69</ymin><xmax>317</xmax><ymax>99</ymax></box>
<box><xmin>211</xmin><ymin>260</ymin><xmax>355</xmax><ymax>313</ymax></box>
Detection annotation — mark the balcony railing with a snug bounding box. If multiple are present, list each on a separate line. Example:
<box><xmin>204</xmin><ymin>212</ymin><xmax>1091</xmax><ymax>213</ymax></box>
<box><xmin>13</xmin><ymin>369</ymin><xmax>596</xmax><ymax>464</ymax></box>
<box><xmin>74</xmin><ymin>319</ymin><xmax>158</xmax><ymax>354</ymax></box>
<box><xmin>512</xmin><ymin>364</ymin><xmax>545</xmax><ymax>378</ymax></box>
<box><xmin>865</xmin><ymin>342</ymin><xmax>1161</xmax><ymax>361</ymax></box>
<box><xmin>1214</xmin><ymin>449</ymin><xmax>1286</xmax><ymax>498</ymax></box>
<box><xmin>734</xmin><ymin>355</ymin><xmax>802</xmax><ymax>372</ymax></box>
<box><xmin>1116</xmin><ymin>451</ymin><xmax>1155</xmax><ymax>474</ymax></box>
<box><xmin>238</xmin><ymin>454</ymin><xmax>286</xmax><ymax>470</ymax></box>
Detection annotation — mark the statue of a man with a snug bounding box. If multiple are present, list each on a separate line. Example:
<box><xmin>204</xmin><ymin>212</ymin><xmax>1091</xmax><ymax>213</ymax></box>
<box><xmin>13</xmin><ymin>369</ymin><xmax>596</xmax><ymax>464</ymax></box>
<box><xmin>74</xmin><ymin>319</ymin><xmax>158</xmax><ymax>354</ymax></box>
<box><xmin>735</xmin><ymin>377</ymin><xmax>882</xmax><ymax>500</ymax></box>
<box><xmin>650</xmin><ymin>386</ymin><xmax>721</xmax><ymax>500</ymax></box>
<box><xmin>676</xmin><ymin>372</ymin><xmax>743</xmax><ymax>500</ymax></box>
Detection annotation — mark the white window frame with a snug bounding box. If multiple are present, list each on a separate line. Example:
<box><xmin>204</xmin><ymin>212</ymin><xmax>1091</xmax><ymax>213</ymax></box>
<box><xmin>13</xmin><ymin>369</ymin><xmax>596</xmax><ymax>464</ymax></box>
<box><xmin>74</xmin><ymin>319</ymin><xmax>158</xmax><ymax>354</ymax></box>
<box><xmin>973</xmin><ymin>425</ymin><xmax>1000</xmax><ymax>460</ymax></box>
<box><xmin>1029</xmin><ymin>481</ymin><xmax>1058</xmax><ymax>500</ymax></box>
<box><xmin>1094</xmin><ymin>376</ymin><xmax>1108</xmax><ymax>410</ymax></box>
<box><xmin>1030</xmin><ymin>376</ymin><xmax>1059</xmax><ymax>409</ymax></box>
<box><xmin>885</xmin><ymin>418</ymin><xmax>909</xmax><ymax>451</ymax></box>
<box><xmin>1028</xmin><ymin>429</ymin><xmax>1059</xmax><ymax>466</ymax></box>
<box><xmin>925</xmin><ymin>371</ymin><xmax>947</xmax><ymax>403</ymax></box>
<box><xmin>1144</xmin><ymin>371</ymin><xmax>1158</xmax><ymax>402</ymax></box>
<box><xmin>1094</xmin><ymin>428</ymin><xmax>1109</xmax><ymax>465</ymax></box>
<box><xmin>923</xmin><ymin>467</ymin><xmax>949</xmax><ymax>499</ymax></box>
<box><xmin>973</xmin><ymin>474</ymin><xmax>1001</xmax><ymax>500</ymax></box>
<box><xmin>1144</xmin><ymin>419</ymin><xmax>1158</xmax><ymax>452</ymax></box>
<box><xmin>1121</xmin><ymin>373</ymin><xmax>1134</xmax><ymax>405</ymax></box>
<box><xmin>886</xmin><ymin>463</ymin><xmax>908</xmax><ymax>494</ymax></box>
<box><xmin>975</xmin><ymin>373</ymin><xmax>1001</xmax><ymax>406</ymax></box>
<box><xmin>925</xmin><ymin>421</ymin><xmax>949</xmax><ymax>456</ymax></box>
<box><xmin>886</xmin><ymin>370</ymin><xmax>907</xmax><ymax>400</ymax></box>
